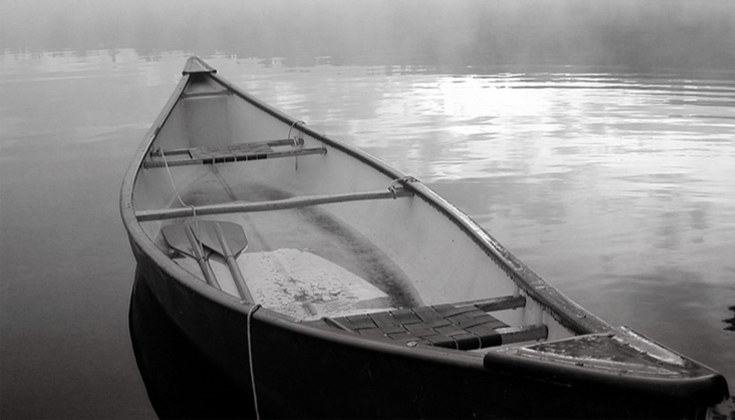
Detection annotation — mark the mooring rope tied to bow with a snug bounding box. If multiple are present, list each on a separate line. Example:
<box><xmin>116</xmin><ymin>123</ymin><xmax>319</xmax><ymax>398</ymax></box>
<box><xmin>247</xmin><ymin>303</ymin><xmax>262</xmax><ymax>420</ymax></box>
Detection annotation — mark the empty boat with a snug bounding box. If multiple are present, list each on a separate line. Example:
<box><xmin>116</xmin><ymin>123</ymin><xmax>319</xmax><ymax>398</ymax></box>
<box><xmin>121</xmin><ymin>57</ymin><xmax>729</xmax><ymax>418</ymax></box>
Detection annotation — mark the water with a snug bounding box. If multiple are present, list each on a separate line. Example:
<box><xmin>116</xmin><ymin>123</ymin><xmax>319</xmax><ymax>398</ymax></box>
<box><xmin>2</xmin><ymin>3</ymin><xmax>735</xmax><ymax>417</ymax></box>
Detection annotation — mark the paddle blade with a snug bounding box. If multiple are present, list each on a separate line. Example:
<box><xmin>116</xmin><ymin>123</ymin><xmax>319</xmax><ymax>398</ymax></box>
<box><xmin>162</xmin><ymin>224</ymin><xmax>210</xmax><ymax>259</ymax></box>
<box><xmin>193</xmin><ymin>221</ymin><xmax>248</xmax><ymax>257</ymax></box>
<box><xmin>161</xmin><ymin>223</ymin><xmax>220</xmax><ymax>288</ymax></box>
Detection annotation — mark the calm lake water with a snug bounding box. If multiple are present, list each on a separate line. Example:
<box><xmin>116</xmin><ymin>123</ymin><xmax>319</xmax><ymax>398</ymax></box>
<box><xmin>1</xmin><ymin>7</ymin><xmax>735</xmax><ymax>417</ymax></box>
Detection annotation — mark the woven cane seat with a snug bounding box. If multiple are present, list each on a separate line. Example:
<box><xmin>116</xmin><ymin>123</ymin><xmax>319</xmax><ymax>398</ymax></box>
<box><xmin>327</xmin><ymin>304</ymin><xmax>509</xmax><ymax>350</ymax></box>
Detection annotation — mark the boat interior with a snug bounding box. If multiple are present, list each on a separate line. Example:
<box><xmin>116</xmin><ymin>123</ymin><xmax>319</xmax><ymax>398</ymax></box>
<box><xmin>130</xmin><ymin>70</ymin><xmax>579</xmax><ymax>354</ymax></box>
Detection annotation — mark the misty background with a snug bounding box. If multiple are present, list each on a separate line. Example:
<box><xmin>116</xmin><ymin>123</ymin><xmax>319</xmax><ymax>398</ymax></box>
<box><xmin>2</xmin><ymin>0</ymin><xmax>734</xmax><ymax>70</ymax></box>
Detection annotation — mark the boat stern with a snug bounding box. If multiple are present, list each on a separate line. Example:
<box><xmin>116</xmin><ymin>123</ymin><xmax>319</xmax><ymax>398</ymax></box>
<box><xmin>484</xmin><ymin>326</ymin><xmax>730</xmax><ymax>417</ymax></box>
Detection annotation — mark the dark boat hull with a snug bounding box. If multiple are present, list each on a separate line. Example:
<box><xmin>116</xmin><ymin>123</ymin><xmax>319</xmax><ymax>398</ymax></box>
<box><xmin>130</xmin><ymin>268</ymin><xmax>252</xmax><ymax>419</ymax></box>
<box><xmin>130</xmin><ymin>239</ymin><xmax>725</xmax><ymax>419</ymax></box>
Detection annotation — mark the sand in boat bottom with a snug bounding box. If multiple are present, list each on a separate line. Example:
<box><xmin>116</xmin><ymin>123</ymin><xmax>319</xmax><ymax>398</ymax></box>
<box><xmin>175</xmin><ymin>248</ymin><xmax>393</xmax><ymax>321</ymax></box>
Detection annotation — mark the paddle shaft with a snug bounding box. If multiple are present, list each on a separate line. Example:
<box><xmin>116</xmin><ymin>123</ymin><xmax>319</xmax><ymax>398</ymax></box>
<box><xmin>212</xmin><ymin>222</ymin><xmax>254</xmax><ymax>303</ymax></box>
<box><xmin>184</xmin><ymin>224</ymin><xmax>220</xmax><ymax>288</ymax></box>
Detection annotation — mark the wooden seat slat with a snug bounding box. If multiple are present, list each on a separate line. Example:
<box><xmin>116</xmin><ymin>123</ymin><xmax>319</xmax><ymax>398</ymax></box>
<box><xmin>144</xmin><ymin>146</ymin><xmax>326</xmax><ymax>168</ymax></box>
<box><xmin>458</xmin><ymin>295</ymin><xmax>526</xmax><ymax>312</ymax></box>
<box><xmin>152</xmin><ymin>139</ymin><xmax>295</xmax><ymax>157</ymax></box>
<box><xmin>497</xmin><ymin>325</ymin><xmax>549</xmax><ymax>345</ymax></box>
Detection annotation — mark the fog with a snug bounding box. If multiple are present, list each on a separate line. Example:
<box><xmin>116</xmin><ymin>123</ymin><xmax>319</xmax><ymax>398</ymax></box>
<box><xmin>2</xmin><ymin>0</ymin><xmax>733</xmax><ymax>70</ymax></box>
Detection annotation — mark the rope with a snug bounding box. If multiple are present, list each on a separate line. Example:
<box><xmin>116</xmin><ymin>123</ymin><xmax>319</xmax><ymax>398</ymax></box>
<box><xmin>160</xmin><ymin>147</ymin><xmax>202</xmax><ymax>231</ymax></box>
<box><xmin>163</xmin><ymin>146</ymin><xmax>261</xmax><ymax>418</ymax></box>
<box><xmin>288</xmin><ymin>121</ymin><xmax>306</xmax><ymax>171</ymax></box>
<box><xmin>288</xmin><ymin>120</ymin><xmax>306</xmax><ymax>146</ymax></box>
<box><xmin>247</xmin><ymin>303</ymin><xmax>262</xmax><ymax>419</ymax></box>
<box><xmin>160</xmin><ymin>147</ymin><xmax>188</xmax><ymax>208</ymax></box>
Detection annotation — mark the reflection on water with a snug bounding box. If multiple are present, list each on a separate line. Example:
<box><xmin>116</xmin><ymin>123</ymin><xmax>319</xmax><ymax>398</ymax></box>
<box><xmin>129</xmin><ymin>271</ymin><xmax>252</xmax><ymax>419</ymax></box>
<box><xmin>1</xmin><ymin>48</ymin><xmax>734</xmax><ymax>417</ymax></box>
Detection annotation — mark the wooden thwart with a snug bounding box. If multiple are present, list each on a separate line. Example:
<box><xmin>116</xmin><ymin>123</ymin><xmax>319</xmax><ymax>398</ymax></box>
<box><xmin>136</xmin><ymin>188</ymin><xmax>414</xmax><ymax>221</ymax></box>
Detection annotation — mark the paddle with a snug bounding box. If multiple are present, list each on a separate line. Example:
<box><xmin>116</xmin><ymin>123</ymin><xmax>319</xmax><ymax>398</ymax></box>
<box><xmin>162</xmin><ymin>223</ymin><xmax>220</xmax><ymax>289</ymax></box>
<box><xmin>193</xmin><ymin>221</ymin><xmax>255</xmax><ymax>303</ymax></box>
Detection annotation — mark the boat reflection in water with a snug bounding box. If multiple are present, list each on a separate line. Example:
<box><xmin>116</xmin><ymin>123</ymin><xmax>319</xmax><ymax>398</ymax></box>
<box><xmin>129</xmin><ymin>271</ymin><xmax>255</xmax><ymax>419</ymax></box>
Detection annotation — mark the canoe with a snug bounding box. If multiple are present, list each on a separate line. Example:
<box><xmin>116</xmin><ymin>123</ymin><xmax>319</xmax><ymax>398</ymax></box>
<box><xmin>121</xmin><ymin>57</ymin><xmax>729</xmax><ymax>419</ymax></box>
